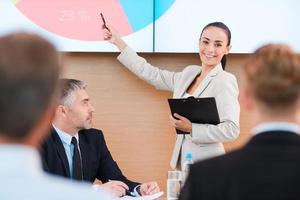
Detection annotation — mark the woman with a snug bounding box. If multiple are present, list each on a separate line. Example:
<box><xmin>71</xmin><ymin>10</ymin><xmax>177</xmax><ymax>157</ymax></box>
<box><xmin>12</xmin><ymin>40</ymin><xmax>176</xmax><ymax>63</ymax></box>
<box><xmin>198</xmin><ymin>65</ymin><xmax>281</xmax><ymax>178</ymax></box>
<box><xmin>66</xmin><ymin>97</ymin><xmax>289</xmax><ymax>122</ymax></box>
<box><xmin>103</xmin><ymin>22</ymin><xmax>240</xmax><ymax>170</ymax></box>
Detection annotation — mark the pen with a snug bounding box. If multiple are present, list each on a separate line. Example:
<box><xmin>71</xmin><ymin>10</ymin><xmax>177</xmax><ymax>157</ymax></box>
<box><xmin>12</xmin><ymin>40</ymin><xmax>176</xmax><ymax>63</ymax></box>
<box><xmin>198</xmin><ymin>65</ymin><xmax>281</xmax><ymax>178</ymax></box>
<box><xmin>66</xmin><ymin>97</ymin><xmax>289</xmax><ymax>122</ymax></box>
<box><xmin>125</xmin><ymin>190</ymin><xmax>134</xmax><ymax>196</ymax></box>
<box><xmin>100</xmin><ymin>12</ymin><xmax>109</xmax><ymax>30</ymax></box>
<box><xmin>108</xmin><ymin>179</ymin><xmax>134</xmax><ymax>196</ymax></box>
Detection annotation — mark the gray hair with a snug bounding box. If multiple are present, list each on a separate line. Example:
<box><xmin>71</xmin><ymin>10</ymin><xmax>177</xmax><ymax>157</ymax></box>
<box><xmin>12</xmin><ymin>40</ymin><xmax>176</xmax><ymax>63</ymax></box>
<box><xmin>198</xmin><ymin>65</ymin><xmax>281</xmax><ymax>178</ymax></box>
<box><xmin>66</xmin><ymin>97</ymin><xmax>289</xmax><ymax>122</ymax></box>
<box><xmin>59</xmin><ymin>79</ymin><xmax>87</xmax><ymax>106</ymax></box>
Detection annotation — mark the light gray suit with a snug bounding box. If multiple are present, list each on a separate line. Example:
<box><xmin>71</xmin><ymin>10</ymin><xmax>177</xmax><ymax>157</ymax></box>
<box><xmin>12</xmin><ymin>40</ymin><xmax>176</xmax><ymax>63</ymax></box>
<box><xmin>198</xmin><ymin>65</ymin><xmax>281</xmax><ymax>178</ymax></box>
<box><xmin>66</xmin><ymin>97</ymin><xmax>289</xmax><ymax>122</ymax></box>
<box><xmin>117</xmin><ymin>47</ymin><xmax>240</xmax><ymax>169</ymax></box>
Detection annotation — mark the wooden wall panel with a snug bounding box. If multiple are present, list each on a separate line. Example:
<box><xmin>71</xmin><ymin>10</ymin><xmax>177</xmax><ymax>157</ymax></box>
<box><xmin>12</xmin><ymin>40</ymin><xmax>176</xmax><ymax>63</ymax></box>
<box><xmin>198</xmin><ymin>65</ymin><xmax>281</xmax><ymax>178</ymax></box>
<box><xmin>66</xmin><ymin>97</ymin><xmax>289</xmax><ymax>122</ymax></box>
<box><xmin>62</xmin><ymin>52</ymin><xmax>253</xmax><ymax>193</ymax></box>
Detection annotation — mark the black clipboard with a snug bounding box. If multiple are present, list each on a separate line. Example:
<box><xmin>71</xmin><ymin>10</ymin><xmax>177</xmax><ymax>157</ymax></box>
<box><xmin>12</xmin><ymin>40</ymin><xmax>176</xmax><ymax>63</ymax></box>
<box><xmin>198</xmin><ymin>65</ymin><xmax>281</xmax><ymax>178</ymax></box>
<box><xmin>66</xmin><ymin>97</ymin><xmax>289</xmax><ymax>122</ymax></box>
<box><xmin>168</xmin><ymin>97</ymin><xmax>220</xmax><ymax>134</ymax></box>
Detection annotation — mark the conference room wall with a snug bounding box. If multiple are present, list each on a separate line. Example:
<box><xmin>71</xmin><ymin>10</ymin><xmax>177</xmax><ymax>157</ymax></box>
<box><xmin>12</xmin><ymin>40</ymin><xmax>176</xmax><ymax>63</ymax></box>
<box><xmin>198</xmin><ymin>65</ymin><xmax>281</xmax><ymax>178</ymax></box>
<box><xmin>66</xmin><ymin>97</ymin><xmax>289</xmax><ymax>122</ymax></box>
<box><xmin>61</xmin><ymin>52</ymin><xmax>254</xmax><ymax>193</ymax></box>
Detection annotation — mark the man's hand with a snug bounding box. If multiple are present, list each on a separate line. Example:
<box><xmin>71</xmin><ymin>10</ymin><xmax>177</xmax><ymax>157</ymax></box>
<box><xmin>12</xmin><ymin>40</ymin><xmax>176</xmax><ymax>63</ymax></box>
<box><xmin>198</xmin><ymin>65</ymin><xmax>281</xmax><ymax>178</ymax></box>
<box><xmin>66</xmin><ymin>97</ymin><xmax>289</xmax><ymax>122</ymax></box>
<box><xmin>139</xmin><ymin>182</ymin><xmax>160</xmax><ymax>196</ymax></box>
<box><xmin>101</xmin><ymin>180</ymin><xmax>129</xmax><ymax>197</ymax></box>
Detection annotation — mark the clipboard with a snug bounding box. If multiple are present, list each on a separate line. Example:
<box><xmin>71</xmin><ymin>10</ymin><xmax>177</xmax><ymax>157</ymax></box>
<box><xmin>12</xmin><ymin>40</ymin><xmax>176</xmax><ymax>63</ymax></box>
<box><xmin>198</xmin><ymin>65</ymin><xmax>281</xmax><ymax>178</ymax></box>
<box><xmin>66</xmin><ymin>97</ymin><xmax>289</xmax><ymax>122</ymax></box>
<box><xmin>168</xmin><ymin>97</ymin><xmax>220</xmax><ymax>134</ymax></box>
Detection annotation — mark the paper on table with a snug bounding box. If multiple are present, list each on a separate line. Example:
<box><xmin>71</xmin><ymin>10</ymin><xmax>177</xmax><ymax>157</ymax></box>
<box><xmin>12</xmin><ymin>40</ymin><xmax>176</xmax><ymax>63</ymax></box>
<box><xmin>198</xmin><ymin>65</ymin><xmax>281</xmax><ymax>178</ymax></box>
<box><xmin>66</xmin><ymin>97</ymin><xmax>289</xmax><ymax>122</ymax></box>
<box><xmin>119</xmin><ymin>192</ymin><xmax>164</xmax><ymax>200</ymax></box>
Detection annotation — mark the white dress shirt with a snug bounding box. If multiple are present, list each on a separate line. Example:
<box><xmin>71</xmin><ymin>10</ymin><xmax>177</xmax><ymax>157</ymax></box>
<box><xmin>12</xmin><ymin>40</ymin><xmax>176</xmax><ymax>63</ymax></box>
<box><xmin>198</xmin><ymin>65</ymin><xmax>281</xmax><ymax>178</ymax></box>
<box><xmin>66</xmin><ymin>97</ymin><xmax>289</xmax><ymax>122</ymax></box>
<box><xmin>252</xmin><ymin>122</ymin><xmax>300</xmax><ymax>135</ymax></box>
<box><xmin>0</xmin><ymin>144</ymin><xmax>113</xmax><ymax>200</ymax></box>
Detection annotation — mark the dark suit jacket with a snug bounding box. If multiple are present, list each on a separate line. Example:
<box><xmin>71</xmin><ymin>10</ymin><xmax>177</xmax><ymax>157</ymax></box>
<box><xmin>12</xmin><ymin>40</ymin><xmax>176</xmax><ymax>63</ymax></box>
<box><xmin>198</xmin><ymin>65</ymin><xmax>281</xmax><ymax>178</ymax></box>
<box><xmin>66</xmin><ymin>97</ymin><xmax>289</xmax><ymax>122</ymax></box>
<box><xmin>41</xmin><ymin>128</ymin><xmax>140</xmax><ymax>191</ymax></box>
<box><xmin>179</xmin><ymin>131</ymin><xmax>300</xmax><ymax>200</ymax></box>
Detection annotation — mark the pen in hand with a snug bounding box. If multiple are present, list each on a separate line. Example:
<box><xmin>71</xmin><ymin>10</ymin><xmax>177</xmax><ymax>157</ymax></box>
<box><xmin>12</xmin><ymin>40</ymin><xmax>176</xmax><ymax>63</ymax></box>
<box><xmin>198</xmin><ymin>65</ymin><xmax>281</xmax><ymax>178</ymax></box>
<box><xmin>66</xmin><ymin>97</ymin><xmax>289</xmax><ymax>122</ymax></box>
<box><xmin>106</xmin><ymin>179</ymin><xmax>130</xmax><ymax>197</ymax></box>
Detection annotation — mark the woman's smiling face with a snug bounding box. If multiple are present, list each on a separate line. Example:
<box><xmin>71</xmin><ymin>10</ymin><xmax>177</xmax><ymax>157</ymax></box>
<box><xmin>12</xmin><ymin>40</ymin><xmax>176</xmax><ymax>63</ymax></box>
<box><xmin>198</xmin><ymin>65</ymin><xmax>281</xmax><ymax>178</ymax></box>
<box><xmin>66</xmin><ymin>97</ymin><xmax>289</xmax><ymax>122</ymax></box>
<box><xmin>199</xmin><ymin>26</ymin><xmax>231</xmax><ymax>68</ymax></box>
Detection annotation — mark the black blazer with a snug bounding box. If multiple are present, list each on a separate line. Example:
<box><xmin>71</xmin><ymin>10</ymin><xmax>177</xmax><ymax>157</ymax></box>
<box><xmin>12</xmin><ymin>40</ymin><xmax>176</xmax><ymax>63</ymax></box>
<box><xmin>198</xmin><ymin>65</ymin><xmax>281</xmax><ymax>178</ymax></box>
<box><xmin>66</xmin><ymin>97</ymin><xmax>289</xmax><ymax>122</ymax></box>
<box><xmin>179</xmin><ymin>130</ymin><xmax>300</xmax><ymax>200</ymax></box>
<box><xmin>40</xmin><ymin>128</ymin><xmax>140</xmax><ymax>191</ymax></box>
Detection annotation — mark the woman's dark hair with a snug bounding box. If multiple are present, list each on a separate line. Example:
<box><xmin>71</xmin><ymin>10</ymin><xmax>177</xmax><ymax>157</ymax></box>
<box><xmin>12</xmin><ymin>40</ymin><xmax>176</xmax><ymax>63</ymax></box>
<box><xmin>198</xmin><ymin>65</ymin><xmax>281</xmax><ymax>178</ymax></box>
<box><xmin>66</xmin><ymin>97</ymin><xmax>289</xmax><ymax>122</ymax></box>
<box><xmin>200</xmin><ymin>22</ymin><xmax>231</xmax><ymax>69</ymax></box>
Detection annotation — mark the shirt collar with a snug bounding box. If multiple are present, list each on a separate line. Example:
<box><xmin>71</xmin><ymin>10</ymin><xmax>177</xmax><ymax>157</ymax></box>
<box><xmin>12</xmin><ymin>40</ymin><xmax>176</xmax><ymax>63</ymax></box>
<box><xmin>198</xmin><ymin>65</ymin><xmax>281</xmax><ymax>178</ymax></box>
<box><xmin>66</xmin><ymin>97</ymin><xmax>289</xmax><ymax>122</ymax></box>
<box><xmin>252</xmin><ymin>122</ymin><xmax>300</xmax><ymax>136</ymax></box>
<box><xmin>52</xmin><ymin>125</ymin><xmax>79</xmax><ymax>146</ymax></box>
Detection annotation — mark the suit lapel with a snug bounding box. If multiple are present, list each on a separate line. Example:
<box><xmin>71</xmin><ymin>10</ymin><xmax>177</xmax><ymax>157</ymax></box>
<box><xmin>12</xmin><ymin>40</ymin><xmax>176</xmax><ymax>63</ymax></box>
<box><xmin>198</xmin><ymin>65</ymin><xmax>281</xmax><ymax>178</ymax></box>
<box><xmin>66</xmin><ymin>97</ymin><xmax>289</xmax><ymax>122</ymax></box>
<box><xmin>192</xmin><ymin>75</ymin><xmax>213</xmax><ymax>97</ymax></box>
<box><xmin>177</xmin><ymin>69</ymin><xmax>201</xmax><ymax>98</ymax></box>
<box><xmin>51</xmin><ymin>129</ymin><xmax>71</xmax><ymax>177</ymax></box>
<box><xmin>78</xmin><ymin>131</ymin><xmax>91</xmax><ymax>180</ymax></box>
<box><xmin>193</xmin><ymin>64</ymin><xmax>223</xmax><ymax>97</ymax></box>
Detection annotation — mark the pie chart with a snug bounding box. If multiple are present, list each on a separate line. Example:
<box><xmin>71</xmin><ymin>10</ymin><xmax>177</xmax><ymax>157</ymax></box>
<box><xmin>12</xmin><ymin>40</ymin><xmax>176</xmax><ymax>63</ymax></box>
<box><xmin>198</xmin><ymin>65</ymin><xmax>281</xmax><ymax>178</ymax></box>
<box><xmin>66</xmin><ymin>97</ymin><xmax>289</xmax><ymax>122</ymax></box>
<box><xmin>12</xmin><ymin>0</ymin><xmax>175</xmax><ymax>41</ymax></box>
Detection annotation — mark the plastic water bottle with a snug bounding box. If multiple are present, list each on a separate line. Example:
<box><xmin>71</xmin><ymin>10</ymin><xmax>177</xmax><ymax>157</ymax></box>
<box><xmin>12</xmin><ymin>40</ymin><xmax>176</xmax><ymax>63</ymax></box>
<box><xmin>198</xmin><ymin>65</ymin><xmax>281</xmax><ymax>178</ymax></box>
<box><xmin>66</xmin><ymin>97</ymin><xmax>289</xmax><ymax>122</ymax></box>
<box><xmin>182</xmin><ymin>153</ymin><xmax>193</xmax><ymax>183</ymax></box>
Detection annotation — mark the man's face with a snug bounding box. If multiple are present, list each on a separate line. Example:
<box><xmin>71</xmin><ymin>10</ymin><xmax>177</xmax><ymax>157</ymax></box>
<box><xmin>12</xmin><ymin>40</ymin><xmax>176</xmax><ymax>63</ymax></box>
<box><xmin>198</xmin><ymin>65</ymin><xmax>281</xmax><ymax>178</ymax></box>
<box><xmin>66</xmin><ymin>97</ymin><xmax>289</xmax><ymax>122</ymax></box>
<box><xmin>64</xmin><ymin>89</ymin><xmax>95</xmax><ymax>131</ymax></box>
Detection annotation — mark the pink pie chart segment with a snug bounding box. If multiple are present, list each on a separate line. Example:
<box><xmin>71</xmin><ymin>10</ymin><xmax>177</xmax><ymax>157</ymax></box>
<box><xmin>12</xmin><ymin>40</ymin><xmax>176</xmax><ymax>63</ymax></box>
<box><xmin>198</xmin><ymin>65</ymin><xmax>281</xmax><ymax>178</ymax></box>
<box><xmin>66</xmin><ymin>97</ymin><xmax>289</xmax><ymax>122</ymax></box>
<box><xmin>16</xmin><ymin>0</ymin><xmax>132</xmax><ymax>41</ymax></box>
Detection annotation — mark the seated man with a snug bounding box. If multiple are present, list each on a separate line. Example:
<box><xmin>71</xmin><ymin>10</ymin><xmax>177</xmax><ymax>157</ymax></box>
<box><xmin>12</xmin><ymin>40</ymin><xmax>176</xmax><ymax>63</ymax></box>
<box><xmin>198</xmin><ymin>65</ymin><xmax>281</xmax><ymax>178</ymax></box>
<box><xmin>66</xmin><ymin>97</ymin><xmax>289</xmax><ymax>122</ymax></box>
<box><xmin>179</xmin><ymin>44</ymin><xmax>300</xmax><ymax>200</ymax></box>
<box><xmin>0</xmin><ymin>33</ymin><xmax>111</xmax><ymax>200</ymax></box>
<box><xmin>41</xmin><ymin>78</ymin><xmax>160</xmax><ymax>197</ymax></box>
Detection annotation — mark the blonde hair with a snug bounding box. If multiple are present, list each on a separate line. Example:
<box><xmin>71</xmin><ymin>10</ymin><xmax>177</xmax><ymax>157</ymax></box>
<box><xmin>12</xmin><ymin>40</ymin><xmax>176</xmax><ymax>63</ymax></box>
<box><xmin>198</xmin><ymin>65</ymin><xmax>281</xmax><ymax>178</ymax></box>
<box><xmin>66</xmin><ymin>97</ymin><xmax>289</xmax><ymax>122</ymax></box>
<box><xmin>244</xmin><ymin>44</ymin><xmax>300</xmax><ymax>111</ymax></box>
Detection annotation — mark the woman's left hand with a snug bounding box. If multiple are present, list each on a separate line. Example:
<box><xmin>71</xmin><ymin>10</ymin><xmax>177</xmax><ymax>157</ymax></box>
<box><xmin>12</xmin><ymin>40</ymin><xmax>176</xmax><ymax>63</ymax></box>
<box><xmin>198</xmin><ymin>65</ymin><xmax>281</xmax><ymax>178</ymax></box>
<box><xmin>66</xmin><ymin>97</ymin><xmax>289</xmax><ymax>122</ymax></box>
<box><xmin>169</xmin><ymin>113</ymin><xmax>192</xmax><ymax>133</ymax></box>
